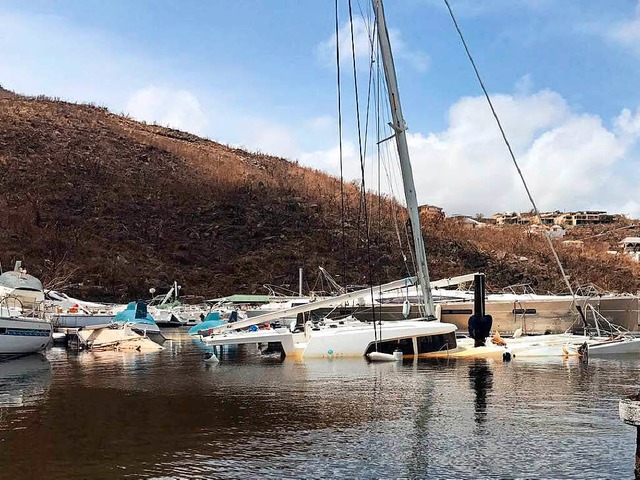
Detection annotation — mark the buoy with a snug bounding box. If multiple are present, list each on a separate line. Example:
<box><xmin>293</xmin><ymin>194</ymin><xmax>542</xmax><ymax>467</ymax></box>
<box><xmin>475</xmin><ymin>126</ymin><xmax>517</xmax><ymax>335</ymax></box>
<box><xmin>204</xmin><ymin>352</ymin><xmax>219</xmax><ymax>363</ymax></box>
<box><xmin>502</xmin><ymin>351</ymin><xmax>512</xmax><ymax>362</ymax></box>
<box><xmin>368</xmin><ymin>351</ymin><xmax>398</xmax><ymax>362</ymax></box>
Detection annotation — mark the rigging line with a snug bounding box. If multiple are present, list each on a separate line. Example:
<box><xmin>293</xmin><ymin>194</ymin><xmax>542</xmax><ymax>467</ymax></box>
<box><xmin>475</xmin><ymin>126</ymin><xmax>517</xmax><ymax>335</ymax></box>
<box><xmin>348</xmin><ymin>0</ymin><xmax>378</xmax><ymax>333</ymax></box>
<box><xmin>380</xmin><ymin>147</ymin><xmax>413</xmax><ymax>277</ymax></box>
<box><xmin>379</xmin><ymin>73</ymin><xmax>419</xmax><ymax>282</ymax></box>
<box><xmin>443</xmin><ymin>0</ymin><xmax>577</xmax><ymax>301</ymax></box>
<box><xmin>379</xmin><ymin>108</ymin><xmax>417</xmax><ymax>278</ymax></box>
<box><xmin>376</xmin><ymin>31</ymin><xmax>382</xmax><ymax>244</ymax></box>
<box><xmin>334</xmin><ymin>0</ymin><xmax>348</xmax><ymax>287</ymax></box>
<box><xmin>361</xmin><ymin>19</ymin><xmax>378</xmax><ymax>239</ymax></box>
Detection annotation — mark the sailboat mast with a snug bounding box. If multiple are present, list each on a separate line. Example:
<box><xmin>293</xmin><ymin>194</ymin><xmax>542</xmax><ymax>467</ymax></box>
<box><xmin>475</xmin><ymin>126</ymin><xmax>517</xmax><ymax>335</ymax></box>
<box><xmin>372</xmin><ymin>0</ymin><xmax>436</xmax><ymax>319</ymax></box>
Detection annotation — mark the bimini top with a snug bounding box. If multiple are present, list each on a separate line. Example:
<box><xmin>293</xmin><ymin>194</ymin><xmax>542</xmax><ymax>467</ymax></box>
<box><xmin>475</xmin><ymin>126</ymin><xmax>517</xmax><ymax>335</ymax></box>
<box><xmin>0</xmin><ymin>270</ymin><xmax>44</xmax><ymax>292</ymax></box>
<box><xmin>114</xmin><ymin>301</ymin><xmax>156</xmax><ymax>325</ymax></box>
<box><xmin>207</xmin><ymin>294</ymin><xmax>271</xmax><ymax>304</ymax></box>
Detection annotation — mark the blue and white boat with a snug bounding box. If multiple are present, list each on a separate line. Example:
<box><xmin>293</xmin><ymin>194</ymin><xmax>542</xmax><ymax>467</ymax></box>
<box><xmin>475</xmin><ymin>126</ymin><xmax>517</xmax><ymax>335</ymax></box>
<box><xmin>114</xmin><ymin>301</ymin><xmax>165</xmax><ymax>344</ymax></box>
<box><xmin>0</xmin><ymin>316</ymin><xmax>52</xmax><ymax>360</ymax></box>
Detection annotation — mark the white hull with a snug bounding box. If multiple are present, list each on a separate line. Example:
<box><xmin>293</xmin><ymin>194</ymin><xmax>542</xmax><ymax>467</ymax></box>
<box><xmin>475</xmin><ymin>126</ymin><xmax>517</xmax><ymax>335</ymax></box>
<box><xmin>588</xmin><ymin>338</ymin><xmax>640</xmax><ymax>355</ymax></box>
<box><xmin>203</xmin><ymin>319</ymin><xmax>458</xmax><ymax>359</ymax></box>
<box><xmin>0</xmin><ymin>317</ymin><xmax>52</xmax><ymax>357</ymax></box>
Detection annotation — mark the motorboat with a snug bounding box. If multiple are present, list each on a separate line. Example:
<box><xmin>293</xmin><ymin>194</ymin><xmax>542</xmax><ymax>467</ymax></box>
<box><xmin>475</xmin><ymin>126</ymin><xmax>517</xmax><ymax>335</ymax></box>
<box><xmin>0</xmin><ymin>261</ymin><xmax>45</xmax><ymax>310</ymax></box>
<box><xmin>113</xmin><ymin>301</ymin><xmax>165</xmax><ymax>344</ymax></box>
<box><xmin>0</xmin><ymin>316</ymin><xmax>52</xmax><ymax>360</ymax></box>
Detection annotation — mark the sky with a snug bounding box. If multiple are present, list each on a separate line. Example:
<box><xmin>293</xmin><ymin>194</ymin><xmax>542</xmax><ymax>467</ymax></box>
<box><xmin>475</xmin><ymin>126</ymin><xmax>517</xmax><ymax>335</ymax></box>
<box><xmin>1</xmin><ymin>0</ymin><xmax>639</xmax><ymax>217</ymax></box>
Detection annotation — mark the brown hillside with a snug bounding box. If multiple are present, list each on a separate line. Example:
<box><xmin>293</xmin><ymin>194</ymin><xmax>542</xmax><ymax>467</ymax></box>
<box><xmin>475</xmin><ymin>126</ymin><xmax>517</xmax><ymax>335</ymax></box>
<box><xmin>0</xmin><ymin>90</ymin><xmax>638</xmax><ymax>301</ymax></box>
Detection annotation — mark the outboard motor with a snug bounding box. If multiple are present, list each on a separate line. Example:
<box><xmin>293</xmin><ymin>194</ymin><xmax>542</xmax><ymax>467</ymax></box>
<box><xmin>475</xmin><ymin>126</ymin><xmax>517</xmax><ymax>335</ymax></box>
<box><xmin>468</xmin><ymin>274</ymin><xmax>493</xmax><ymax>347</ymax></box>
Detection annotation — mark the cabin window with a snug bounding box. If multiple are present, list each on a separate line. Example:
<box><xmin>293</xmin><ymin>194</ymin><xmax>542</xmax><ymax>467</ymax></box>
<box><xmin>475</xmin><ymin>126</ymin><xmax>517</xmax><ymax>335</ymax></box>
<box><xmin>0</xmin><ymin>328</ymin><xmax>5</xmax><ymax>334</ymax></box>
<box><xmin>416</xmin><ymin>332</ymin><xmax>457</xmax><ymax>354</ymax></box>
<box><xmin>512</xmin><ymin>308</ymin><xmax>537</xmax><ymax>315</ymax></box>
<box><xmin>365</xmin><ymin>337</ymin><xmax>414</xmax><ymax>355</ymax></box>
<box><xmin>441</xmin><ymin>309</ymin><xmax>473</xmax><ymax>315</ymax></box>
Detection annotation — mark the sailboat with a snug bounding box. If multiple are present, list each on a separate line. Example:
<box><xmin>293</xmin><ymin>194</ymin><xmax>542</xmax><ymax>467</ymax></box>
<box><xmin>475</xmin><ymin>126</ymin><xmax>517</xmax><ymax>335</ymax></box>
<box><xmin>199</xmin><ymin>0</ymin><xmax>463</xmax><ymax>361</ymax></box>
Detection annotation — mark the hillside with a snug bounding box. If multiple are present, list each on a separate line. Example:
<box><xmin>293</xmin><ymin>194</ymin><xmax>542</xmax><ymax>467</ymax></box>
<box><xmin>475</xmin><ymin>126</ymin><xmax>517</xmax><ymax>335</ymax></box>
<box><xmin>1</xmin><ymin>88</ymin><xmax>639</xmax><ymax>301</ymax></box>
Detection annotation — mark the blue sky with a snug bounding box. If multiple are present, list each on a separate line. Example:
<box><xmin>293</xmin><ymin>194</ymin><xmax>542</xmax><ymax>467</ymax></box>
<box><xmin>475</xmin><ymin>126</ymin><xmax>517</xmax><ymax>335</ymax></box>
<box><xmin>1</xmin><ymin>0</ymin><xmax>639</xmax><ymax>217</ymax></box>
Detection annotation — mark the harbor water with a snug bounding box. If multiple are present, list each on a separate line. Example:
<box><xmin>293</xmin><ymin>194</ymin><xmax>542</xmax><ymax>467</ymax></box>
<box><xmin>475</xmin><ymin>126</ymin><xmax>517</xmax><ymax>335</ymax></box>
<box><xmin>0</xmin><ymin>330</ymin><xmax>637</xmax><ymax>479</ymax></box>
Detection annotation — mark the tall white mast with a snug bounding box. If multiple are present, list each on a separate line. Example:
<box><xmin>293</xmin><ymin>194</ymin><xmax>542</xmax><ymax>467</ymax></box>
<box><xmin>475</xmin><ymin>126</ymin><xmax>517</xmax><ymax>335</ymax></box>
<box><xmin>372</xmin><ymin>0</ymin><xmax>436</xmax><ymax>319</ymax></box>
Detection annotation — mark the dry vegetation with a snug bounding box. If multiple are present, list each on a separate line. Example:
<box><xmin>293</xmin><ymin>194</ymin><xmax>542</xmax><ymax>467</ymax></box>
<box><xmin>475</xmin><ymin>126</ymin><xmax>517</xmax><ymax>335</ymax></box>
<box><xmin>0</xmin><ymin>87</ymin><xmax>638</xmax><ymax>301</ymax></box>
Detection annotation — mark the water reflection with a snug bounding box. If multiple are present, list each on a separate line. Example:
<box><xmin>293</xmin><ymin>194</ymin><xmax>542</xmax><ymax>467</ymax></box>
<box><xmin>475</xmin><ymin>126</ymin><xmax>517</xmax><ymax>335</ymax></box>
<box><xmin>468</xmin><ymin>359</ymin><xmax>493</xmax><ymax>425</ymax></box>
<box><xmin>0</xmin><ymin>340</ymin><xmax>638</xmax><ymax>479</ymax></box>
<box><xmin>0</xmin><ymin>354</ymin><xmax>51</xmax><ymax>408</ymax></box>
<box><xmin>0</xmin><ymin>354</ymin><xmax>52</xmax><ymax>437</ymax></box>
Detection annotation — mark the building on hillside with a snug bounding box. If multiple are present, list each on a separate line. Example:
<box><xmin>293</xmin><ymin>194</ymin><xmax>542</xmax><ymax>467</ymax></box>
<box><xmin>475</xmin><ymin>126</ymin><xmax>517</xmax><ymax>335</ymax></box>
<box><xmin>531</xmin><ymin>211</ymin><xmax>562</xmax><ymax>225</ymax></box>
<box><xmin>450</xmin><ymin>215</ymin><xmax>487</xmax><ymax>229</ymax></box>
<box><xmin>555</xmin><ymin>211</ymin><xmax>614</xmax><ymax>227</ymax></box>
<box><xmin>492</xmin><ymin>212</ymin><xmax>531</xmax><ymax>226</ymax></box>
<box><xmin>620</xmin><ymin>237</ymin><xmax>640</xmax><ymax>262</ymax></box>
<box><xmin>419</xmin><ymin>204</ymin><xmax>445</xmax><ymax>222</ymax></box>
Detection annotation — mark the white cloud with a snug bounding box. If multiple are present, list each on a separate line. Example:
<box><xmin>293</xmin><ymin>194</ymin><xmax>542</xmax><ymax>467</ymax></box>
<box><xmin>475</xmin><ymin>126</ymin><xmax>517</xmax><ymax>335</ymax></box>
<box><xmin>241</xmin><ymin>119</ymin><xmax>300</xmax><ymax>159</ymax></box>
<box><xmin>125</xmin><ymin>86</ymin><xmax>208</xmax><ymax>135</ymax></box>
<box><xmin>404</xmin><ymin>90</ymin><xmax>640</xmax><ymax>217</ymax></box>
<box><xmin>299</xmin><ymin>141</ymin><xmax>362</xmax><ymax>180</ymax></box>
<box><xmin>316</xmin><ymin>17</ymin><xmax>429</xmax><ymax>72</ymax></box>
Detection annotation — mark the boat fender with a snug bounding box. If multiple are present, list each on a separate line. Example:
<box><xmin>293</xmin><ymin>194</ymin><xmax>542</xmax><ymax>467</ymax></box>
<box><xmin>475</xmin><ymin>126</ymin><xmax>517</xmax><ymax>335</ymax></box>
<box><xmin>502</xmin><ymin>351</ymin><xmax>513</xmax><ymax>362</ymax></box>
<box><xmin>402</xmin><ymin>300</ymin><xmax>411</xmax><ymax>319</ymax></box>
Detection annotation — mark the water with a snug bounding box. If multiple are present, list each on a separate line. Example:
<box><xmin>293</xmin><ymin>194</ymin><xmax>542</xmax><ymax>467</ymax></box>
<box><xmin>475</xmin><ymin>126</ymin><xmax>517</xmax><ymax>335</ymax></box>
<box><xmin>0</xmin><ymin>330</ymin><xmax>638</xmax><ymax>479</ymax></box>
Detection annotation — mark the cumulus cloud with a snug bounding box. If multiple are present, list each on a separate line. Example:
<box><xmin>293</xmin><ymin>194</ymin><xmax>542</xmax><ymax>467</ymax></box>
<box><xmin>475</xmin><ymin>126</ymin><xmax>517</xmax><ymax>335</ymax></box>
<box><xmin>297</xmin><ymin>89</ymin><xmax>640</xmax><ymax>219</ymax></box>
<box><xmin>405</xmin><ymin>91</ymin><xmax>640</xmax><ymax>217</ymax></box>
<box><xmin>316</xmin><ymin>17</ymin><xmax>429</xmax><ymax>72</ymax></box>
<box><xmin>125</xmin><ymin>86</ymin><xmax>208</xmax><ymax>135</ymax></box>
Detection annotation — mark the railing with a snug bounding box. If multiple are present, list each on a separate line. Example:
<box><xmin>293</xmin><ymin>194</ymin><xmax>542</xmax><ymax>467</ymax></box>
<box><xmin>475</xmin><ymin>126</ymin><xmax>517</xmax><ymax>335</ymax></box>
<box><xmin>0</xmin><ymin>295</ymin><xmax>47</xmax><ymax>319</ymax></box>
<box><xmin>501</xmin><ymin>283</ymin><xmax>537</xmax><ymax>295</ymax></box>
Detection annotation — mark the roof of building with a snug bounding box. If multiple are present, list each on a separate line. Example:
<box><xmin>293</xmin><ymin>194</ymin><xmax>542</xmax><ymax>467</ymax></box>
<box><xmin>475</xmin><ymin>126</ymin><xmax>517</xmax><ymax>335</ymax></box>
<box><xmin>621</xmin><ymin>237</ymin><xmax>640</xmax><ymax>244</ymax></box>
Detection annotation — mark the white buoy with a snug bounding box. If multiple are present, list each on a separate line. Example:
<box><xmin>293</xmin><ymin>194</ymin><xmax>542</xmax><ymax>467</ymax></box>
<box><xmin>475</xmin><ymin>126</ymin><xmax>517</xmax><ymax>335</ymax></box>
<box><xmin>367</xmin><ymin>351</ymin><xmax>397</xmax><ymax>362</ymax></box>
<box><xmin>402</xmin><ymin>299</ymin><xmax>411</xmax><ymax>319</ymax></box>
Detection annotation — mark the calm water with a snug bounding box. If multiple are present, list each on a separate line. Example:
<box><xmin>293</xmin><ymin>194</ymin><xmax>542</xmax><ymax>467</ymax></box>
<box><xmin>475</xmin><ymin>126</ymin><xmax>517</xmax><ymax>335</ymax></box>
<box><xmin>0</xmin><ymin>330</ymin><xmax>638</xmax><ymax>479</ymax></box>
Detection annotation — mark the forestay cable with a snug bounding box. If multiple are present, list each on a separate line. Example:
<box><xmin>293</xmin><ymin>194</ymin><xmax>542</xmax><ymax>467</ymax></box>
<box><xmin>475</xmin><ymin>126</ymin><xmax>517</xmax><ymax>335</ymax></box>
<box><xmin>443</xmin><ymin>0</ymin><xmax>577</xmax><ymax>302</ymax></box>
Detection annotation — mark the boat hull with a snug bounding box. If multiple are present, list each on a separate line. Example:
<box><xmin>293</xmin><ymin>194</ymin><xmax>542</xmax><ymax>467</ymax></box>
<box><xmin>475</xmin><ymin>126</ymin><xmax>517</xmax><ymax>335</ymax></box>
<box><xmin>203</xmin><ymin>320</ymin><xmax>459</xmax><ymax>359</ymax></box>
<box><xmin>0</xmin><ymin>317</ymin><xmax>52</xmax><ymax>359</ymax></box>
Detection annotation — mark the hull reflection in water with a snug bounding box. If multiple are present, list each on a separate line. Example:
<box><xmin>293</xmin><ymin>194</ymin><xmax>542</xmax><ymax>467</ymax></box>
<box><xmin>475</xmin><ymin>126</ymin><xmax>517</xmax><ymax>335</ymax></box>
<box><xmin>0</xmin><ymin>354</ymin><xmax>51</xmax><ymax>410</ymax></box>
<box><xmin>0</xmin><ymin>336</ymin><xmax>638</xmax><ymax>479</ymax></box>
